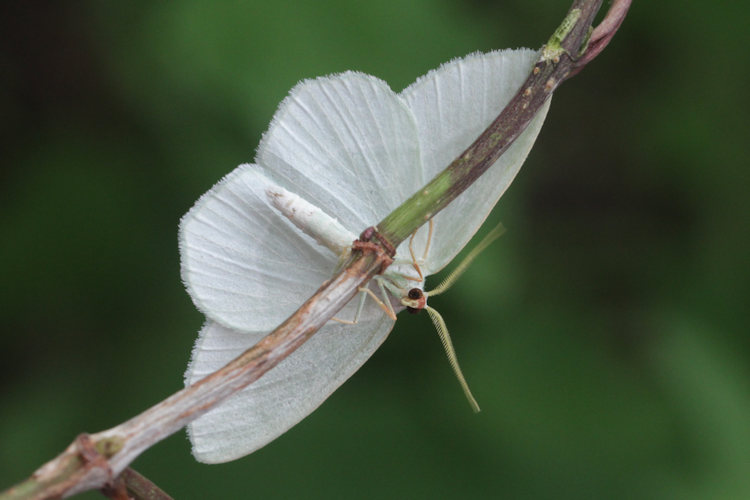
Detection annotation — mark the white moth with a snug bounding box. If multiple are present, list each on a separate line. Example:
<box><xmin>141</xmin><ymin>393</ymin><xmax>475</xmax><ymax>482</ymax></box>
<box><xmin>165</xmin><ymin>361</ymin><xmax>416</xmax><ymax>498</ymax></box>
<box><xmin>180</xmin><ymin>49</ymin><xmax>551</xmax><ymax>463</ymax></box>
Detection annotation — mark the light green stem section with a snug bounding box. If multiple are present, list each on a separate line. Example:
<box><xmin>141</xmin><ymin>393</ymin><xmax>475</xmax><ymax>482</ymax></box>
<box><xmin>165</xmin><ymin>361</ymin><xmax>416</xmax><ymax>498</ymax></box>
<box><xmin>377</xmin><ymin>0</ymin><xmax>601</xmax><ymax>248</ymax></box>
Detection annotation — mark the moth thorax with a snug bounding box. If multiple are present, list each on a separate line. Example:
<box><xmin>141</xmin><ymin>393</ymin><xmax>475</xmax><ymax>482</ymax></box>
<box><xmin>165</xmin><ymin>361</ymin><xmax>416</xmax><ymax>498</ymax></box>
<box><xmin>404</xmin><ymin>287</ymin><xmax>426</xmax><ymax>314</ymax></box>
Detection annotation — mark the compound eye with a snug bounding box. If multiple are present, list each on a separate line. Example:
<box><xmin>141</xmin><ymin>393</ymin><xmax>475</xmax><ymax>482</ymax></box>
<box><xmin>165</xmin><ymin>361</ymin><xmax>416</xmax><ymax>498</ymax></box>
<box><xmin>407</xmin><ymin>288</ymin><xmax>423</xmax><ymax>300</ymax></box>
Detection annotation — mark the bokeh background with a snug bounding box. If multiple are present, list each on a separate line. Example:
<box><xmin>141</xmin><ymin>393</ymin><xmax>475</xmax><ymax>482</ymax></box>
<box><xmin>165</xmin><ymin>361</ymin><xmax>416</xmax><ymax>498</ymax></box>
<box><xmin>2</xmin><ymin>1</ymin><xmax>749</xmax><ymax>498</ymax></box>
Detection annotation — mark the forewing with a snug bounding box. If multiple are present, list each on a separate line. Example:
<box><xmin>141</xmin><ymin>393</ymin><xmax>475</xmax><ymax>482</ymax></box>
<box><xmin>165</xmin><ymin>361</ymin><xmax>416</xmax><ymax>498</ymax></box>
<box><xmin>180</xmin><ymin>164</ymin><xmax>346</xmax><ymax>333</ymax></box>
<box><xmin>256</xmin><ymin>71</ymin><xmax>422</xmax><ymax>231</ymax></box>
<box><xmin>400</xmin><ymin>49</ymin><xmax>551</xmax><ymax>273</ymax></box>
<box><xmin>186</xmin><ymin>317</ymin><xmax>394</xmax><ymax>463</ymax></box>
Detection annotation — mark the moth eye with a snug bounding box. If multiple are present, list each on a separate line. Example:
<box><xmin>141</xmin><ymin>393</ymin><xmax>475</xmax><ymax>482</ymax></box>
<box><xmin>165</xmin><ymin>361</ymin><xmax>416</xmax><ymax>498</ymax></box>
<box><xmin>407</xmin><ymin>288</ymin><xmax>423</xmax><ymax>300</ymax></box>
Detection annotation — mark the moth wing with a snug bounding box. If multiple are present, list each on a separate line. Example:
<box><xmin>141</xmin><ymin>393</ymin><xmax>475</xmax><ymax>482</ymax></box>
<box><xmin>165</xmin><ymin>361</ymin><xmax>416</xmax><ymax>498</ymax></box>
<box><xmin>179</xmin><ymin>164</ymin><xmax>348</xmax><ymax>333</ymax></box>
<box><xmin>400</xmin><ymin>49</ymin><xmax>551</xmax><ymax>273</ymax></box>
<box><xmin>256</xmin><ymin>71</ymin><xmax>422</xmax><ymax>230</ymax></box>
<box><xmin>186</xmin><ymin>317</ymin><xmax>394</xmax><ymax>463</ymax></box>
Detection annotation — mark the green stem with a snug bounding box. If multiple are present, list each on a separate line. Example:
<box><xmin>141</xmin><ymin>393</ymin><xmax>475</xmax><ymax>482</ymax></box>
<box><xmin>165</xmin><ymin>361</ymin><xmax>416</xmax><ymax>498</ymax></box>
<box><xmin>378</xmin><ymin>0</ymin><xmax>602</xmax><ymax>246</ymax></box>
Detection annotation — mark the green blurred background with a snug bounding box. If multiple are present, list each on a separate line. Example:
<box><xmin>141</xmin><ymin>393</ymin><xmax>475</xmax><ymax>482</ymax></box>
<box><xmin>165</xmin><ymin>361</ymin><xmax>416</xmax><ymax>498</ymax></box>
<box><xmin>2</xmin><ymin>1</ymin><xmax>749</xmax><ymax>498</ymax></box>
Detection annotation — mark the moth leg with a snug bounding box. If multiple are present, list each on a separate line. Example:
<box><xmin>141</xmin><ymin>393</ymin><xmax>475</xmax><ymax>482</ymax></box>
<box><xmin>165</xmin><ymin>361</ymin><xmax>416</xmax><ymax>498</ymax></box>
<box><xmin>407</xmin><ymin>227</ymin><xmax>424</xmax><ymax>282</ymax></box>
<box><xmin>331</xmin><ymin>288</ymin><xmax>369</xmax><ymax>324</ymax></box>
<box><xmin>422</xmin><ymin>218</ymin><xmax>434</xmax><ymax>261</ymax></box>
<box><xmin>404</xmin><ymin>218</ymin><xmax>435</xmax><ymax>282</ymax></box>
<box><xmin>375</xmin><ymin>277</ymin><xmax>398</xmax><ymax>320</ymax></box>
<box><xmin>331</xmin><ymin>279</ymin><xmax>397</xmax><ymax>324</ymax></box>
<box><xmin>387</xmin><ymin>258</ymin><xmax>421</xmax><ymax>283</ymax></box>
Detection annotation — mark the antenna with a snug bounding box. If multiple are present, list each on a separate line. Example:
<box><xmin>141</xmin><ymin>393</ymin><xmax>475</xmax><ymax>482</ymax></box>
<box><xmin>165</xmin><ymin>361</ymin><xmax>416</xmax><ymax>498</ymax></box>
<box><xmin>402</xmin><ymin>222</ymin><xmax>506</xmax><ymax>412</ymax></box>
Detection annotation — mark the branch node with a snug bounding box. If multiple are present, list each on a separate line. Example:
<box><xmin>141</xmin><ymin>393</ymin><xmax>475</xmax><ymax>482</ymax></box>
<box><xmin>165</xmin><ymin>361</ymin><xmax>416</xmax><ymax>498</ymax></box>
<box><xmin>75</xmin><ymin>434</ymin><xmax>113</xmax><ymax>478</ymax></box>
<box><xmin>352</xmin><ymin>239</ymin><xmax>394</xmax><ymax>274</ymax></box>
<box><xmin>356</xmin><ymin>226</ymin><xmax>397</xmax><ymax>273</ymax></box>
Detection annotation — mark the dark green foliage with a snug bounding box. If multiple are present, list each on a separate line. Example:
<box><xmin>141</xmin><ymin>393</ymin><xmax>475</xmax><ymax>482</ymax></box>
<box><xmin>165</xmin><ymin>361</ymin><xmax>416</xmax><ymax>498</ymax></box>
<box><xmin>2</xmin><ymin>1</ymin><xmax>749</xmax><ymax>497</ymax></box>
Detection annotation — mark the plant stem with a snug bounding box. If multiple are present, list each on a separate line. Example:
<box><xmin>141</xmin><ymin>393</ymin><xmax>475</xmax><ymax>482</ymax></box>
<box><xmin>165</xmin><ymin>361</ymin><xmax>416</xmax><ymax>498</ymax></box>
<box><xmin>0</xmin><ymin>1</ymin><xmax>629</xmax><ymax>498</ymax></box>
<box><xmin>378</xmin><ymin>0</ymin><xmax>602</xmax><ymax>244</ymax></box>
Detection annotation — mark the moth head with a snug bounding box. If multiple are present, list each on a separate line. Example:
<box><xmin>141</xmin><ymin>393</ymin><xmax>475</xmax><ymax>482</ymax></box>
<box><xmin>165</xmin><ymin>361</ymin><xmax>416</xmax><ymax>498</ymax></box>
<box><xmin>401</xmin><ymin>287</ymin><xmax>426</xmax><ymax>314</ymax></box>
